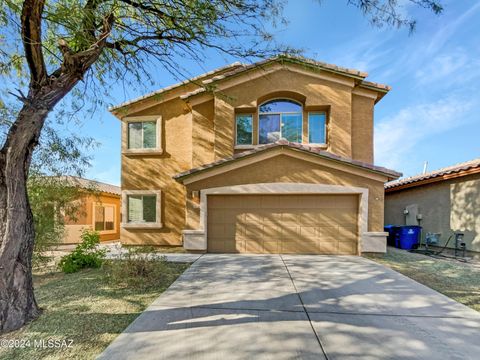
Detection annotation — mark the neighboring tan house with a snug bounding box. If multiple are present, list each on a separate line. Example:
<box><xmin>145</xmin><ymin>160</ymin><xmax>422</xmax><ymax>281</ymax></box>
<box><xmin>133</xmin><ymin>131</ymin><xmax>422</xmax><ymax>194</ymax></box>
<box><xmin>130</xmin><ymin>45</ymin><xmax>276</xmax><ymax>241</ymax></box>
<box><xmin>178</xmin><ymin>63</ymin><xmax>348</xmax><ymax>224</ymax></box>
<box><xmin>110</xmin><ymin>55</ymin><xmax>401</xmax><ymax>255</ymax></box>
<box><xmin>385</xmin><ymin>159</ymin><xmax>480</xmax><ymax>253</ymax></box>
<box><xmin>62</xmin><ymin>177</ymin><xmax>121</xmax><ymax>244</ymax></box>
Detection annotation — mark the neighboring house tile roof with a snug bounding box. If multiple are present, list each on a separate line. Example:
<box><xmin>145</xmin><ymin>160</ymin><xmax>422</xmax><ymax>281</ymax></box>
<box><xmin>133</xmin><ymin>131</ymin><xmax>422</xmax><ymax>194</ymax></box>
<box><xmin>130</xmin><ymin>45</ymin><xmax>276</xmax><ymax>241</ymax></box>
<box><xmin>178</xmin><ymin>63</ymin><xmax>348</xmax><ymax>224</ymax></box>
<box><xmin>110</xmin><ymin>55</ymin><xmax>390</xmax><ymax>112</ymax></box>
<box><xmin>55</xmin><ymin>176</ymin><xmax>121</xmax><ymax>196</ymax></box>
<box><xmin>174</xmin><ymin>140</ymin><xmax>402</xmax><ymax>181</ymax></box>
<box><xmin>385</xmin><ymin>158</ymin><xmax>480</xmax><ymax>191</ymax></box>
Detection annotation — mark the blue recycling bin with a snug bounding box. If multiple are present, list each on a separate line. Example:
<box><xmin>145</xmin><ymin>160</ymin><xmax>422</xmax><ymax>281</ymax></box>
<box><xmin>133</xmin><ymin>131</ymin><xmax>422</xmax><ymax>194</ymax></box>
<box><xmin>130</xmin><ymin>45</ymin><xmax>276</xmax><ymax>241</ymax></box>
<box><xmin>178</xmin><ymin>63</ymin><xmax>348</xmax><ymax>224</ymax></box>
<box><xmin>384</xmin><ymin>225</ymin><xmax>400</xmax><ymax>247</ymax></box>
<box><xmin>398</xmin><ymin>226</ymin><xmax>422</xmax><ymax>250</ymax></box>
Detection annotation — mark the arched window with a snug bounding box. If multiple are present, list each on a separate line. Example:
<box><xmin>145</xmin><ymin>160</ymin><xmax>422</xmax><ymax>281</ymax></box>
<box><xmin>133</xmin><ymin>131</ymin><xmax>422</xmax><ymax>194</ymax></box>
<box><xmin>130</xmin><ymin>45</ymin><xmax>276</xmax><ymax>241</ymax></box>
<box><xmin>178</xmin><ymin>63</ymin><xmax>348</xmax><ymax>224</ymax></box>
<box><xmin>258</xmin><ymin>99</ymin><xmax>302</xmax><ymax>144</ymax></box>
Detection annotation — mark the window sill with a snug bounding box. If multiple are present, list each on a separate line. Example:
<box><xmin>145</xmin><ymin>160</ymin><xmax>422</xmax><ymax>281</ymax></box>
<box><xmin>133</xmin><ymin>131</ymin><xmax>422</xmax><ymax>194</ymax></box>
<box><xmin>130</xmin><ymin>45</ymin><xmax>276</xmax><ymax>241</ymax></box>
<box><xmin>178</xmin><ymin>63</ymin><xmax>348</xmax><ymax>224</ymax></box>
<box><xmin>123</xmin><ymin>148</ymin><xmax>163</xmax><ymax>156</ymax></box>
<box><xmin>307</xmin><ymin>143</ymin><xmax>327</xmax><ymax>149</ymax></box>
<box><xmin>122</xmin><ymin>222</ymin><xmax>163</xmax><ymax>229</ymax></box>
<box><xmin>97</xmin><ymin>230</ymin><xmax>117</xmax><ymax>235</ymax></box>
<box><xmin>235</xmin><ymin>143</ymin><xmax>327</xmax><ymax>150</ymax></box>
<box><xmin>234</xmin><ymin>145</ymin><xmax>256</xmax><ymax>150</ymax></box>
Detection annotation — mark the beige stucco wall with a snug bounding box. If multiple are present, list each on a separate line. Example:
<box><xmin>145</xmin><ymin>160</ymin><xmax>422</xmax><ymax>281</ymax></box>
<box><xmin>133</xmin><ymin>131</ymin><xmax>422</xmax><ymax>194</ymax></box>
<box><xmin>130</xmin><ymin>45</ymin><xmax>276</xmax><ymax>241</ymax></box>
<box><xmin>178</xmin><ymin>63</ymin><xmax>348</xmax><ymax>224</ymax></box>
<box><xmin>121</xmin><ymin>98</ymin><xmax>192</xmax><ymax>245</ymax></box>
<box><xmin>351</xmin><ymin>94</ymin><xmax>374</xmax><ymax>163</ymax></box>
<box><xmin>385</xmin><ymin>173</ymin><xmax>480</xmax><ymax>252</ymax></box>
<box><xmin>118</xmin><ymin>65</ymin><xmax>383</xmax><ymax>246</ymax></box>
<box><xmin>210</xmin><ymin>68</ymin><xmax>358</xmax><ymax>159</ymax></box>
<box><xmin>185</xmin><ymin>153</ymin><xmax>386</xmax><ymax>233</ymax></box>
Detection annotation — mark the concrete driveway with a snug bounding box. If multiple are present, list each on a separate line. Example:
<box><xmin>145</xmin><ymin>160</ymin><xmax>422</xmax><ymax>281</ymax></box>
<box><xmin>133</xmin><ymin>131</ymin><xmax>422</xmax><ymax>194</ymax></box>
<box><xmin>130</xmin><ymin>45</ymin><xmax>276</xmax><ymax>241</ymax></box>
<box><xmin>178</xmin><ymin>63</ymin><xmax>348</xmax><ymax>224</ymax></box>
<box><xmin>99</xmin><ymin>255</ymin><xmax>480</xmax><ymax>360</ymax></box>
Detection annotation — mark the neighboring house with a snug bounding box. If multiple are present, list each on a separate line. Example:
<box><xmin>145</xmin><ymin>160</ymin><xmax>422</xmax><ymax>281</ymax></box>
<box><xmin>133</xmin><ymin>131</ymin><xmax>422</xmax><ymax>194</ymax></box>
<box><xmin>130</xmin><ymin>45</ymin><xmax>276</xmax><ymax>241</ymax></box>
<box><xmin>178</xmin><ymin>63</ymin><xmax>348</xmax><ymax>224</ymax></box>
<box><xmin>385</xmin><ymin>159</ymin><xmax>480</xmax><ymax>253</ymax></box>
<box><xmin>62</xmin><ymin>177</ymin><xmax>121</xmax><ymax>244</ymax></box>
<box><xmin>110</xmin><ymin>55</ymin><xmax>400</xmax><ymax>255</ymax></box>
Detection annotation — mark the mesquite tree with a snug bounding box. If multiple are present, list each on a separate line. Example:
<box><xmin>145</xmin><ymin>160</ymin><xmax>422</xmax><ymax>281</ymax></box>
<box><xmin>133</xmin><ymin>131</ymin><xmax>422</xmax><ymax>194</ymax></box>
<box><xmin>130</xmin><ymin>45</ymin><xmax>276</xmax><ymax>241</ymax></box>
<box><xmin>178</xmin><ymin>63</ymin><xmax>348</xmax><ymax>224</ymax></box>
<box><xmin>0</xmin><ymin>0</ymin><xmax>442</xmax><ymax>333</ymax></box>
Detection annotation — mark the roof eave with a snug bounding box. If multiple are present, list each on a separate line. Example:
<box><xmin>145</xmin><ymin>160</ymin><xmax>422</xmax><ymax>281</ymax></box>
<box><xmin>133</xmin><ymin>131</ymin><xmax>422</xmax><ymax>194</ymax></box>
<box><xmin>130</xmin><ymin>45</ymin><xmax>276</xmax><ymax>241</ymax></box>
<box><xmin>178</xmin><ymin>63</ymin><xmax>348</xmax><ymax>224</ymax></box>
<box><xmin>174</xmin><ymin>144</ymin><xmax>401</xmax><ymax>183</ymax></box>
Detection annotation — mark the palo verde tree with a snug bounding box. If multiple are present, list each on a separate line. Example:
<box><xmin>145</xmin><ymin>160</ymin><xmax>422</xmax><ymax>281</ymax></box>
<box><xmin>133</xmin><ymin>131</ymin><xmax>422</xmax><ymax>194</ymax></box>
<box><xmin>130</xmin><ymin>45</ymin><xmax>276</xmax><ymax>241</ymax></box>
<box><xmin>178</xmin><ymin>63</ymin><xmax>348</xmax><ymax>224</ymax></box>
<box><xmin>0</xmin><ymin>0</ymin><xmax>442</xmax><ymax>333</ymax></box>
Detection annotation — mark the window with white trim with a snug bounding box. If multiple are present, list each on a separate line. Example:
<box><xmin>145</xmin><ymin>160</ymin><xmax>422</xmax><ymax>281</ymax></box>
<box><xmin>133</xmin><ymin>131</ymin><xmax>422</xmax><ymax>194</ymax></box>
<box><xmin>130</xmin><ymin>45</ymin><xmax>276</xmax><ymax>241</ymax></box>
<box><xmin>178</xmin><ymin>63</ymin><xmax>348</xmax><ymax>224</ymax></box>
<box><xmin>258</xmin><ymin>99</ymin><xmax>302</xmax><ymax>144</ymax></box>
<box><xmin>128</xmin><ymin>121</ymin><xmax>157</xmax><ymax>149</ymax></box>
<box><xmin>127</xmin><ymin>194</ymin><xmax>157</xmax><ymax>223</ymax></box>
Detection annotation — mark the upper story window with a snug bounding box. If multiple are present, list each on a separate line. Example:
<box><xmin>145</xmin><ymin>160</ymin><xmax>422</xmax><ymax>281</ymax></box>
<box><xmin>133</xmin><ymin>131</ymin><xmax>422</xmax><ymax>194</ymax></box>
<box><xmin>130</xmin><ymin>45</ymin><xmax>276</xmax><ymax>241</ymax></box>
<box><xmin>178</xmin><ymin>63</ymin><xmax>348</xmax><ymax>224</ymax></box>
<box><xmin>235</xmin><ymin>114</ymin><xmax>253</xmax><ymax>146</ymax></box>
<box><xmin>259</xmin><ymin>99</ymin><xmax>302</xmax><ymax>144</ymax></box>
<box><xmin>123</xmin><ymin>116</ymin><xmax>162</xmax><ymax>155</ymax></box>
<box><xmin>308</xmin><ymin>113</ymin><xmax>327</xmax><ymax>144</ymax></box>
<box><xmin>128</xmin><ymin>121</ymin><xmax>157</xmax><ymax>149</ymax></box>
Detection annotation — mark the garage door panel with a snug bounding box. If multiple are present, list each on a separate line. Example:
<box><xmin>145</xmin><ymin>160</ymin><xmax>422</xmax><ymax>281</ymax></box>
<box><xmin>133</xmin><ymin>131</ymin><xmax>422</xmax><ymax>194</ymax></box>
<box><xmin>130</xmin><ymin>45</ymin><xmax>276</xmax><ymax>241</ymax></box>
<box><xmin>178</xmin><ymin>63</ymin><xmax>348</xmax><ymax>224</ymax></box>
<box><xmin>338</xmin><ymin>226</ymin><xmax>357</xmax><ymax>241</ymax></box>
<box><xmin>263</xmin><ymin>225</ymin><xmax>283</xmax><ymax>240</ymax></box>
<box><xmin>208</xmin><ymin>224</ymin><xmax>225</xmax><ymax>237</ymax></box>
<box><xmin>281</xmin><ymin>240</ymin><xmax>318</xmax><ymax>254</ymax></box>
<box><xmin>263</xmin><ymin>240</ymin><xmax>280</xmax><ymax>253</ymax></box>
<box><xmin>318</xmin><ymin>225</ymin><xmax>339</xmax><ymax>237</ymax></box>
<box><xmin>298</xmin><ymin>212</ymin><xmax>318</xmax><ymax>225</ymax></box>
<box><xmin>319</xmin><ymin>240</ymin><xmax>339</xmax><ymax>254</ymax></box>
<box><xmin>224</xmin><ymin>240</ymin><xmax>237</xmax><ymax>253</ymax></box>
<box><xmin>281</xmin><ymin>212</ymin><xmax>300</xmax><ymax>224</ymax></box>
<box><xmin>208</xmin><ymin>239</ymin><xmax>225</xmax><ymax>252</ymax></box>
<box><xmin>281</xmin><ymin>226</ymin><xmax>301</xmax><ymax>239</ymax></box>
<box><xmin>299</xmin><ymin>226</ymin><xmax>316</xmax><ymax>240</ymax></box>
<box><xmin>207</xmin><ymin>194</ymin><xmax>358</xmax><ymax>255</ymax></box>
<box><xmin>235</xmin><ymin>240</ymin><xmax>246</xmax><ymax>253</ymax></box>
<box><xmin>245</xmin><ymin>239</ymin><xmax>264</xmax><ymax>253</ymax></box>
<box><xmin>338</xmin><ymin>241</ymin><xmax>357</xmax><ymax>254</ymax></box>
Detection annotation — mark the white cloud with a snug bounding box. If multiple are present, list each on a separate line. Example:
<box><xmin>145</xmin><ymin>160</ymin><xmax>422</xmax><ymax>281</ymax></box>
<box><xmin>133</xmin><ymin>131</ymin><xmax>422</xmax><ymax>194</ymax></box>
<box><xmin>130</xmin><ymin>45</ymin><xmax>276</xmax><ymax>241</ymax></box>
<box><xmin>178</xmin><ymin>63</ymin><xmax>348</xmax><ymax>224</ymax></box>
<box><xmin>414</xmin><ymin>49</ymin><xmax>480</xmax><ymax>87</ymax></box>
<box><xmin>375</xmin><ymin>97</ymin><xmax>475</xmax><ymax>170</ymax></box>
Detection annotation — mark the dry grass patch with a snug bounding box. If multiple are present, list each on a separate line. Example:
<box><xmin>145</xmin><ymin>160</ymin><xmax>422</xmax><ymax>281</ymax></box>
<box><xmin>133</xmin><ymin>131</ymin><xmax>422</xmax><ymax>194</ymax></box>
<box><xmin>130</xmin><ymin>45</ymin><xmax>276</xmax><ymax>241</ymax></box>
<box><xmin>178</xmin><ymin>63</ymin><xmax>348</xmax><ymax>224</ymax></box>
<box><xmin>364</xmin><ymin>248</ymin><xmax>480</xmax><ymax>312</ymax></box>
<box><xmin>0</xmin><ymin>260</ymin><xmax>189</xmax><ymax>360</ymax></box>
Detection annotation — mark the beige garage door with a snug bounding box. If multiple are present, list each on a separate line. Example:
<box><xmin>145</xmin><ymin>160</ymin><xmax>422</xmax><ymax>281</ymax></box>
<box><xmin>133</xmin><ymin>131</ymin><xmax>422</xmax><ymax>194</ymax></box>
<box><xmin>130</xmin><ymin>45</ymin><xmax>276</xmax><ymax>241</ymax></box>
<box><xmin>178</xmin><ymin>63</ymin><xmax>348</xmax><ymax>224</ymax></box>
<box><xmin>207</xmin><ymin>194</ymin><xmax>358</xmax><ymax>254</ymax></box>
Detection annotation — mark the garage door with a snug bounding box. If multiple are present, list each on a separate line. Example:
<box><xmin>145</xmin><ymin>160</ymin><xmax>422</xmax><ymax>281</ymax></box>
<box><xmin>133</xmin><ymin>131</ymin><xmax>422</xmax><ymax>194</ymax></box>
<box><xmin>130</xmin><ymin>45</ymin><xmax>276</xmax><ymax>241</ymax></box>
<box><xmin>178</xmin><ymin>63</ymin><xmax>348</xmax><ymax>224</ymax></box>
<box><xmin>207</xmin><ymin>194</ymin><xmax>358</xmax><ymax>254</ymax></box>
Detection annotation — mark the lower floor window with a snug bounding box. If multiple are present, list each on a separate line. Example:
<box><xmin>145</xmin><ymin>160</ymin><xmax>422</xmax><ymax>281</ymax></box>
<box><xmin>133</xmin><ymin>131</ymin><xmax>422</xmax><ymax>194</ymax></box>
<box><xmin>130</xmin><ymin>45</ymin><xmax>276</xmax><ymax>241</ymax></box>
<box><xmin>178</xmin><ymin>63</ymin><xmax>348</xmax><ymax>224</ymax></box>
<box><xmin>94</xmin><ymin>205</ymin><xmax>115</xmax><ymax>231</ymax></box>
<box><xmin>127</xmin><ymin>195</ymin><xmax>157</xmax><ymax>223</ymax></box>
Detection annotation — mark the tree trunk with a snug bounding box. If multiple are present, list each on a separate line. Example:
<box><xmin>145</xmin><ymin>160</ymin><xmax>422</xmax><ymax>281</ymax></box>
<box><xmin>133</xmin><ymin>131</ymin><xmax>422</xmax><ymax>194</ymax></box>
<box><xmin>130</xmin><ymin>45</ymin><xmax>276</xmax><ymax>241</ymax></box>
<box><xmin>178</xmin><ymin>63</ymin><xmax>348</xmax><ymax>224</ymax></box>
<box><xmin>0</xmin><ymin>75</ymin><xmax>82</xmax><ymax>332</ymax></box>
<box><xmin>0</xmin><ymin>102</ymin><xmax>51</xmax><ymax>332</ymax></box>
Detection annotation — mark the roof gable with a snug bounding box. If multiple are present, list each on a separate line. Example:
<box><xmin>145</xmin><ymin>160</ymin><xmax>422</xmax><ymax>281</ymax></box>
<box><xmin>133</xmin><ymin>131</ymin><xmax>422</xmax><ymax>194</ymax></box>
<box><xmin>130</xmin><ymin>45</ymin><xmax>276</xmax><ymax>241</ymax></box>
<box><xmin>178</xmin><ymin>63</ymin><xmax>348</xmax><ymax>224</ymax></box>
<box><xmin>110</xmin><ymin>55</ymin><xmax>391</xmax><ymax>115</ymax></box>
<box><xmin>174</xmin><ymin>140</ymin><xmax>401</xmax><ymax>184</ymax></box>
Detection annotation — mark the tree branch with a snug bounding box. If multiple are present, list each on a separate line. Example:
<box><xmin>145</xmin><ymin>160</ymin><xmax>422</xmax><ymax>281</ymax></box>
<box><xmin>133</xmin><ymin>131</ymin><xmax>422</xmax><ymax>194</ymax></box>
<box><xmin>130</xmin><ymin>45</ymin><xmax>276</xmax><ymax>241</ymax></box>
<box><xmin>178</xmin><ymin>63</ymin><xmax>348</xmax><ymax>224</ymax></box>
<box><xmin>21</xmin><ymin>0</ymin><xmax>47</xmax><ymax>88</ymax></box>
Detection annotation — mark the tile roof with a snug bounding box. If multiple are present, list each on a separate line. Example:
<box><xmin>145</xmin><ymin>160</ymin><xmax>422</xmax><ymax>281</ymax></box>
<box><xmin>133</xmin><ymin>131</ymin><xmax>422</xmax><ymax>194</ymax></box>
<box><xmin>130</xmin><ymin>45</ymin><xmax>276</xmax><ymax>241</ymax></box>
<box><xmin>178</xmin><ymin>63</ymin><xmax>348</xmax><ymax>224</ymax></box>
<box><xmin>109</xmin><ymin>62</ymin><xmax>243</xmax><ymax>111</ymax></box>
<box><xmin>385</xmin><ymin>158</ymin><xmax>480</xmax><ymax>190</ymax></box>
<box><xmin>54</xmin><ymin>176</ymin><xmax>121</xmax><ymax>196</ymax></box>
<box><xmin>110</xmin><ymin>55</ymin><xmax>390</xmax><ymax>111</ymax></box>
<box><xmin>180</xmin><ymin>55</ymin><xmax>390</xmax><ymax>100</ymax></box>
<box><xmin>174</xmin><ymin>140</ymin><xmax>401</xmax><ymax>181</ymax></box>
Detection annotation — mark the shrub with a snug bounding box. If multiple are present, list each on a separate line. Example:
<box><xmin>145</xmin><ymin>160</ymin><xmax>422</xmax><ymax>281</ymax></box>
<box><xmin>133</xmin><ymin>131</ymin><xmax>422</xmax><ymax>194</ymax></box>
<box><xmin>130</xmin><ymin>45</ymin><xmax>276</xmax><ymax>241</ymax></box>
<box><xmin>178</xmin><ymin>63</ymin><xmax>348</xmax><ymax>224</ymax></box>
<box><xmin>104</xmin><ymin>248</ymin><xmax>188</xmax><ymax>290</ymax></box>
<box><xmin>59</xmin><ymin>229</ymin><xmax>106</xmax><ymax>273</ymax></box>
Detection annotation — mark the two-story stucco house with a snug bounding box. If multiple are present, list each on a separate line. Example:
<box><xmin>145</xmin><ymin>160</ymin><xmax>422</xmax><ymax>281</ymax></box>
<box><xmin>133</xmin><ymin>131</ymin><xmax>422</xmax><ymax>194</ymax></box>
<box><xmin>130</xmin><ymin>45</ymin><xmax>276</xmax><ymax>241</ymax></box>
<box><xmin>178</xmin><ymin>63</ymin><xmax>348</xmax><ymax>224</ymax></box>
<box><xmin>110</xmin><ymin>55</ymin><xmax>401</xmax><ymax>255</ymax></box>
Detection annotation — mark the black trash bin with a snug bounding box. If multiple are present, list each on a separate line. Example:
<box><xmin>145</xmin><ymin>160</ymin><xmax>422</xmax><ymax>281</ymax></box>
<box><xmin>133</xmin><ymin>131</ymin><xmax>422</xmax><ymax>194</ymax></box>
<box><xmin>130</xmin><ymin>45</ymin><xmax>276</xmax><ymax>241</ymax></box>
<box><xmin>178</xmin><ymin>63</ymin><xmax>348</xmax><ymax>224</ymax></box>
<box><xmin>384</xmin><ymin>225</ymin><xmax>400</xmax><ymax>247</ymax></box>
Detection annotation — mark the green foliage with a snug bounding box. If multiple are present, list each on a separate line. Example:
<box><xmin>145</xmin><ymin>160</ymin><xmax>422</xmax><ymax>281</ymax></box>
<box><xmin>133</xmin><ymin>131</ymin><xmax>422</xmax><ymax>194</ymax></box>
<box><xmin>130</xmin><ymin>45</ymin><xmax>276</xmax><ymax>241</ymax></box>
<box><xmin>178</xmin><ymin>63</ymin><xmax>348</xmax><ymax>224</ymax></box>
<box><xmin>104</xmin><ymin>248</ymin><xmax>189</xmax><ymax>290</ymax></box>
<box><xmin>28</xmin><ymin>175</ymin><xmax>87</xmax><ymax>267</ymax></box>
<box><xmin>59</xmin><ymin>229</ymin><xmax>106</xmax><ymax>273</ymax></box>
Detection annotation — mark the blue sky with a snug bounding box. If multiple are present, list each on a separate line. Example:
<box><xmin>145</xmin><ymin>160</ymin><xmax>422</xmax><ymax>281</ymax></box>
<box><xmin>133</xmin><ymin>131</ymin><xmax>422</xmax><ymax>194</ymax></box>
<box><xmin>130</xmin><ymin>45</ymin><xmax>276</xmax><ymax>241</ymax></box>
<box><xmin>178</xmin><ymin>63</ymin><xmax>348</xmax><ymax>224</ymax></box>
<box><xmin>75</xmin><ymin>0</ymin><xmax>480</xmax><ymax>186</ymax></box>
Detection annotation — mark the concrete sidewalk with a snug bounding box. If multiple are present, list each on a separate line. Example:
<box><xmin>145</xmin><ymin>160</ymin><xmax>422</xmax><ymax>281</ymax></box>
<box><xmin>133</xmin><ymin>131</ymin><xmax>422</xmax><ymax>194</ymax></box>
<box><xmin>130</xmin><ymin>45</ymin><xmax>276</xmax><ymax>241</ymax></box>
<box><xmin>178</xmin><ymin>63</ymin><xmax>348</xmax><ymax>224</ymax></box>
<box><xmin>98</xmin><ymin>254</ymin><xmax>480</xmax><ymax>360</ymax></box>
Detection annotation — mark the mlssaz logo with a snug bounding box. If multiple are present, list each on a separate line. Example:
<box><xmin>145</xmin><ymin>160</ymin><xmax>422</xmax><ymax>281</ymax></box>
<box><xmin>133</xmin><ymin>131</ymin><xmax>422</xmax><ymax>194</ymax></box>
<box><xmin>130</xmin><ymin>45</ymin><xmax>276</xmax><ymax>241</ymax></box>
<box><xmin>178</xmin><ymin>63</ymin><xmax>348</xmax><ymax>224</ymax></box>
<box><xmin>34</xmin><ymin>339</ymin><xmax>74</xmax><ymax>349</ymax></box>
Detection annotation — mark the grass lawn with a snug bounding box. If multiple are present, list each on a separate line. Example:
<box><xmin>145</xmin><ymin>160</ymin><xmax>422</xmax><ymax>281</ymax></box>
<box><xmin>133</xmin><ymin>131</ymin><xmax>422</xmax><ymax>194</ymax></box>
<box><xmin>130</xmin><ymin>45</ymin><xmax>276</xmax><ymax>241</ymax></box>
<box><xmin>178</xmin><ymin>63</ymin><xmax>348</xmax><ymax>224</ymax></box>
<box><xmin>0</xmin><ymin>261</ymin><xmax>189</xmax><ymax>360</ymax></box>
<box><xmin>364</xmin><ymin>247</ymin><xmax>480</xmax><ymax>312</ymax></box>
